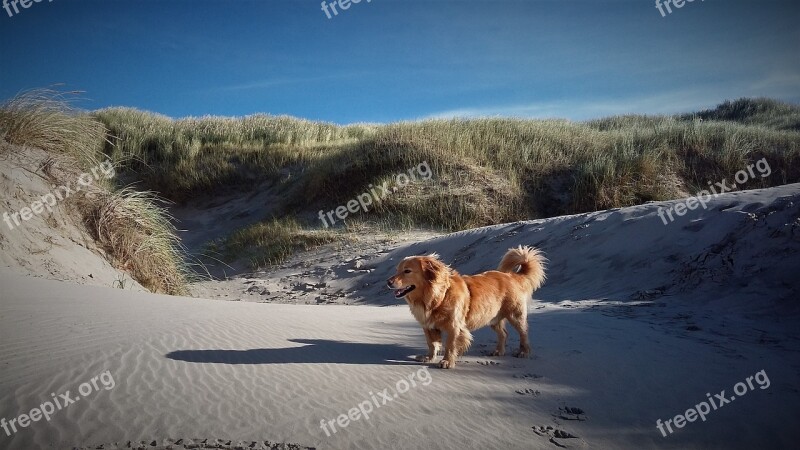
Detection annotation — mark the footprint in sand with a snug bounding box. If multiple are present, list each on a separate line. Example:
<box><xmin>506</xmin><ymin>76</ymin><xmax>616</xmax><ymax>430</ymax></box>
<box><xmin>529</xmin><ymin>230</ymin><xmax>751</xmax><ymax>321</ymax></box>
<box><xmin>555</xmin><ymin>406</ymin><xmax>587</xmax><ymax>421</ymax></box>
<box><xmin>476</xmin><ymin>360</ymin><xmax>501</xmax><ymax>366</ymax></box>
<box><xmin>513</xmin><ymin>373</ymin><xmax>543</xmax><ymax>379</ymax></box>
<box><xmin>515</xmin><ymin>388</ymin><xmax>541</xmax><ymax>396</ymax></box>
<box><xmin>532</xmin><ymin>426</ymin><xmax>586</xmax><ymax>448</ymax></box>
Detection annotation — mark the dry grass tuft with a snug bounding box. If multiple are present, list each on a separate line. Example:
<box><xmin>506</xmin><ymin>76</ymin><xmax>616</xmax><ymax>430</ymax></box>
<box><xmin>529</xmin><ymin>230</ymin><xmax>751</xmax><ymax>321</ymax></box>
<box><xmin>0</xmin><ymin>89</ymin><xmax>106</xmax><ymax>165</ymax></box>
<box><xmin>78</xmin><ymin>189</ymin><xmax>190</xmax><ymax>295</ymax></box>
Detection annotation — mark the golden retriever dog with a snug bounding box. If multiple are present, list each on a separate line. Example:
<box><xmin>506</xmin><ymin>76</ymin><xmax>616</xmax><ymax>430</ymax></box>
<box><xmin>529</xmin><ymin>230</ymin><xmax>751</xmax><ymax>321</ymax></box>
<box><xmin>387</xmin><ymin>246</ymin><xmax>546</xmax><ymax>369</ymax></box>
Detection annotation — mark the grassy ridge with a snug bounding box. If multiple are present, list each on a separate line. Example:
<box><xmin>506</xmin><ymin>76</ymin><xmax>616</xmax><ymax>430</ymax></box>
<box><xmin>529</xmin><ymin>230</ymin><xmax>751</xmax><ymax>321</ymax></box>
<box><xmin>684</xmin><ymin>98</ymin><xmax>800</xmax><ymax>131</ymax></box>
<box><xmin>96</xmin><ymin>107</ymin><xmax>377</xmax><ymax>200</ymax></box>
<box><xmin>95</xmin><ymin>99</ymin><xmax>800</xmax><ymax>233</ymax></box>
<box><xmin>12</xmin><ymin>90</ymin><xmax>796</xmax><ymax>278</ymax></box>
<box><xmin>91</xmin><ymin>99</ymin><xmax>800</xmax><ymax>268</ymax></box>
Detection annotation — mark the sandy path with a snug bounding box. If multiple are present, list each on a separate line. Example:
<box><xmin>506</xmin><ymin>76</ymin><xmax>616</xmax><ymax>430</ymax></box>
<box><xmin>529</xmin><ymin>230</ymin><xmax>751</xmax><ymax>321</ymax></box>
<box><xmin>189</xmin><ymin>229</ymin><xmax>442</xmax><ymax>305</ymax></box>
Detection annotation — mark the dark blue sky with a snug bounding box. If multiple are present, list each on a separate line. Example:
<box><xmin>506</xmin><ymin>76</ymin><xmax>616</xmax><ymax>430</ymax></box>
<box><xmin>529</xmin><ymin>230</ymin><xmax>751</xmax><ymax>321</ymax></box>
<box><xmin>1</xmin><ymin>0</ymin><xmax>798</xmax><ymax>123</ymax></box>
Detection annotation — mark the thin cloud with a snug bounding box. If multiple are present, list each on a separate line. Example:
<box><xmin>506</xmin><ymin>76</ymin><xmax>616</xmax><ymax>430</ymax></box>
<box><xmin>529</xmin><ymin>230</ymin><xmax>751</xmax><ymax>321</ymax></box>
<box><xmin>215</xmin><ymin>72</ymin><xmax>369</xmax><ymax>92</ymax></box>
<box><xmin>749</xmin><ymin>72</ymin><xmax>800</xmax><ymax>96</ymax></box>
<box><xmin>421</xmin><ymin>84</ymin><xmax>800</xmax><ymax>122</ymax></box>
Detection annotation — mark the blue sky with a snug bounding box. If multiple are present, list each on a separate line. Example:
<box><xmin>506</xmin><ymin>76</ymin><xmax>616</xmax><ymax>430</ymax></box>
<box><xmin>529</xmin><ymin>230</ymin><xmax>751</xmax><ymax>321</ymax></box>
<box><xmin>1</xmin><ymin>0</ymin><xmax>798</xmax><ymax>124</ymax></box>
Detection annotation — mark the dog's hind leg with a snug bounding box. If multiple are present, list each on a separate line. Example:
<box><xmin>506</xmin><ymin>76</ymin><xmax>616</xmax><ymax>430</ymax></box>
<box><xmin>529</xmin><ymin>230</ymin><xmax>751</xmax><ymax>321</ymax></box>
<box><xmin>417</xmin><ymin>328</ymin><xmax>442</xmax><ymax>362</ymax></box>
<box><xmin>490</xmin><ymin>319</ymin><xmax>508</xmax><ymax>356</ymax></box>
<box><xmin>507</xmin><ymin>306</ymin><xmax>531</xmax><ymax>358</ymax></box>
<box><xmin>456</xmin><ymin>327</ymin><xmax>473</xmax><ymax>357</ymax></box>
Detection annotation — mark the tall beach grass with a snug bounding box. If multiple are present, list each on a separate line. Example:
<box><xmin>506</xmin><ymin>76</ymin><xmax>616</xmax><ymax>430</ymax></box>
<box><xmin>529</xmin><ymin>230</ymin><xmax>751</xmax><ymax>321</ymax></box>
<box><xmin>91</xmin><ymin>98</ymin><xmax>800</xmax><ymax>268</ymax></box>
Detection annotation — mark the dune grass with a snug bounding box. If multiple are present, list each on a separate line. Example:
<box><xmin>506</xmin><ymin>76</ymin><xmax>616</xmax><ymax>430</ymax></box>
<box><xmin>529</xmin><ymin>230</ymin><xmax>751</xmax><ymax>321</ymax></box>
<box><xmin>0</xmin><ymin>89</ymin><xmax>106</xmax><ymax>166</ymax></box>
<box><xmin>95</xmin><ymin>107</ymin><xmax>377</xmax><ymax>200</ymax></box>
<box><xmin>0</xmin><ymin>90</ymin><xmax>191</xmax><ymax>295</ymax></box>
<box><xmin>220</xmin><ymin>217</ymin><xmax>342</xmax><ymax>268</ymax></box>
<box><xmin>77</xmin><ymin>189</ymin><xmax>191</xmax><ymax>295</ymax></box>
<box><xmin>91</xmin><ymin>98</ymin><xmax>800</xmax><ymax>268</ymax></box>
<box><xmin>18</xmin><ymin>90</ymin><xmax>796</xmax><ymax>275</ymax></box>
<box><xmin>684</xmin><ymin>98</ymin><xmax>800</xmax><ymax>131</ymax></box>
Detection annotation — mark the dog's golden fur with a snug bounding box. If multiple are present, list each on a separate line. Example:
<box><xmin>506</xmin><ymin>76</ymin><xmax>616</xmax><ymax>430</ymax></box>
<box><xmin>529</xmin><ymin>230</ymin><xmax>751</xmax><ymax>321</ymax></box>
<box><xmin>387</xmin><ymin>246</ymin><xmax>546</xmax><ymax>369</ymax></box>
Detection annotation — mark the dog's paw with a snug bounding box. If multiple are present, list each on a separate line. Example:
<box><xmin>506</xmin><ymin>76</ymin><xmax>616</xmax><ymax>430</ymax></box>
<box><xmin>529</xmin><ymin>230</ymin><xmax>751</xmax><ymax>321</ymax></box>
<box><xmin>490</xmin><ymin>349</ymin><xmax>505</xmax><ymax>357</ymax></box>
<box><xmin>415</xmin><ymin>355</ymin><xmax>435</xmax><ymax>363</ymax></box>
<box><xmin>439</xmin><ymin>359</ymin><xmax>456</xmax><ymax>369</ymax></box>
<box><xmin>515</xmin><ymin>349</ymin><xmax>531</xmax><ymax>358</ymax></box>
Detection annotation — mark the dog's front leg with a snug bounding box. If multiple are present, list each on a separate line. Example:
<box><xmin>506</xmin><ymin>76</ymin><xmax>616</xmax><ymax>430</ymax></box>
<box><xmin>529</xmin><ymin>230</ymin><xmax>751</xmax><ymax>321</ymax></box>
<box><xmin>440</xmin><ymin>328</ymin><xmax>459</xmax><ymax>369</ymax></box>
<box><xmin>416</xmin><ymin>328</ymin><xmax>441</xmax><ymax>362</ymax></box>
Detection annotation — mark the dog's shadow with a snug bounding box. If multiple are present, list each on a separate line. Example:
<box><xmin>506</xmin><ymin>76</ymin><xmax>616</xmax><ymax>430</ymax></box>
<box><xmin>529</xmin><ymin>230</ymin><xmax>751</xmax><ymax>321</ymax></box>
<box><xmin>165</xmin><ymin>338</ymin><xmax>418</xmax><ymax>365</ymax></box>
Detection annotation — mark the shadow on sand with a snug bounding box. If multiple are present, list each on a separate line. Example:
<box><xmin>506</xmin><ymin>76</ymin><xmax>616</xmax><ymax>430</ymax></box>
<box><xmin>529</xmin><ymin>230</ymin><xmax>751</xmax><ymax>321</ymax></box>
<box><xmin>165</xmin><ymin>338</ymin><xmax>420</xmax><ymax>365</ymax></box>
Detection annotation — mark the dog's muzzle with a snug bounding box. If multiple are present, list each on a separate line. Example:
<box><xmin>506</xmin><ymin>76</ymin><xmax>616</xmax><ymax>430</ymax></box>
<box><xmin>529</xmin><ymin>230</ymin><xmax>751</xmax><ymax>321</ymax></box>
<box><xmin>387</xmin><ymin>279</ymin><xmax>415</xmax><ymax>298</ymax></box>
<box><xmin>392</xmin><ymin>285</ymin><xmax>415</xmax><ymax>298</ymax></box>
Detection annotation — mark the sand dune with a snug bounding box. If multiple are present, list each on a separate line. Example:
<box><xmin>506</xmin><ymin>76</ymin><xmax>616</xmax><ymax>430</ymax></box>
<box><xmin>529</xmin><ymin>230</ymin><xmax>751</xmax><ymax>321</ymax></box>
<box><xmin>0</xmin><ymin>146</ymin><xmax>144</xmax><ymax>292</ymax></box>
<box><xmin>1</xmin><ymin>185</ymin><xmax>799</xmax><ymax>449</ymax></box>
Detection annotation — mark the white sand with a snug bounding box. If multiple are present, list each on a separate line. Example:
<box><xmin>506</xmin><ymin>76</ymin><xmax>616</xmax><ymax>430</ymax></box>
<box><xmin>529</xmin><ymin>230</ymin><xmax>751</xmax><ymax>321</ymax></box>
<box><xmin>1</xmin><ymin>184</ymin><xmax>799</xmax><ymax>449</ymax></box>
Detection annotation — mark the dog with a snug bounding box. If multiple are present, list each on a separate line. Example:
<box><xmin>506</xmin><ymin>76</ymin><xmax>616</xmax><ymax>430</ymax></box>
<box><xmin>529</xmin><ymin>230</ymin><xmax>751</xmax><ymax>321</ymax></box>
<box><xmin>387</xmin><ymin>246</ymin><xmax>546</xmax><ymax>369</ymax></box>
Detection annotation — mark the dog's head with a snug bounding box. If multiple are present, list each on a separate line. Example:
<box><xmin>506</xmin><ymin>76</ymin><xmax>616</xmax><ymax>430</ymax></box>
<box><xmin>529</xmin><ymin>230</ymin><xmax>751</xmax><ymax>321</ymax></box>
<box><xmin>387</xmin><ymin>253</ymin><xmax>451</xmax><ymax>302</ymax></box>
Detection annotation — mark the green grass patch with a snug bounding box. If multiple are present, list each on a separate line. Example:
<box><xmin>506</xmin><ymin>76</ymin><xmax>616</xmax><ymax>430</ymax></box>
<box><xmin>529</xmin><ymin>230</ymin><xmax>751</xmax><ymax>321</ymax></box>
<box><xmin>222</xmin><ymin>217</ymin><xmax>343</xmax><ymax>268</ymax></box>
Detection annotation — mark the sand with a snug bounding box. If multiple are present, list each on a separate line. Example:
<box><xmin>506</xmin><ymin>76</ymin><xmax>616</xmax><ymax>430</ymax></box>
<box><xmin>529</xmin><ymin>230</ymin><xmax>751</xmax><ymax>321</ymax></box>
<box><xmin>1</xmin><ymin>182</ymin><xmax>799</xmax><ymax>449</ymax></box>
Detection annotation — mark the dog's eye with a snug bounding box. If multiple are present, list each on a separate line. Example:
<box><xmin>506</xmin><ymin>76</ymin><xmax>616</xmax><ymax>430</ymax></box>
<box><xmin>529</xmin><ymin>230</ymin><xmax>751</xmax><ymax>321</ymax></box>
<box><xmin>404</xmin><ymin>269</ymin><xmax>411</xmax><ymax>274</ymax></box>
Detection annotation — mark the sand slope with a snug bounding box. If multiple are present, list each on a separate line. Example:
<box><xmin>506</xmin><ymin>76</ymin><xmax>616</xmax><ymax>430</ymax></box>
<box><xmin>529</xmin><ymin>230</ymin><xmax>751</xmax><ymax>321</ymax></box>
<box><xmin>1</xmin><ymin>185</ymin><xmax>799</xmax><ymax>449</ymax></box>
<box><xmin>0</xmin><ymin>145</ymin><xmax>144</xmax><ymax>292</ymax></box>
<box><xmin>356</xmin><ymin>184</ymin><xmax>800</xmax><ymax>310</ymax></box>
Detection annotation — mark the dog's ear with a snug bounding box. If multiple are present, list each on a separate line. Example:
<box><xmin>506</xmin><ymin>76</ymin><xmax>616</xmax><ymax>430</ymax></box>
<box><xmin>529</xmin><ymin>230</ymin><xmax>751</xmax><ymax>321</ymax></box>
<box><xmin>422</xmin><ymin>258</ymin><xmax>446</xmax><ymax>282</ymax></box>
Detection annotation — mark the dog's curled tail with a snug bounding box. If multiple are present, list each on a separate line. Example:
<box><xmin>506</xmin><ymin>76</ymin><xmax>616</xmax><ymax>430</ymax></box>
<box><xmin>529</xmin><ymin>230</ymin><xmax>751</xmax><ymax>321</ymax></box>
<box><xmin>498</xmin><ymin>245</ymin><xmax>547</xmax><ymax>291</ymax></box>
